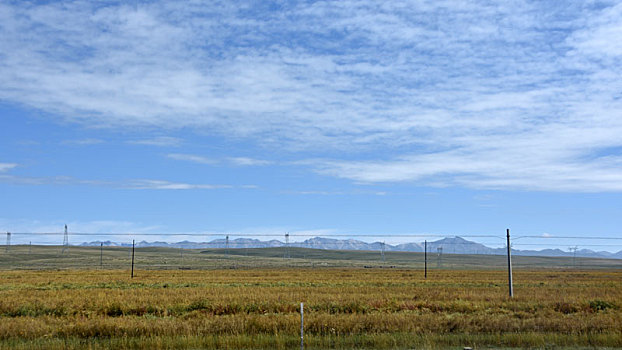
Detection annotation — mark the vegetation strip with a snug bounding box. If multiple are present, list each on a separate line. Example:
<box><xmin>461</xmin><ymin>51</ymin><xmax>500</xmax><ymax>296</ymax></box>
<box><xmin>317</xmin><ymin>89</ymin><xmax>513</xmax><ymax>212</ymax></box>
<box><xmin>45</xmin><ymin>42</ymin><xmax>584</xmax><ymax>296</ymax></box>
<box><xmin>0</xmin><ymin>269</ymin><xmax>620</xmax><ymax>349</ymax></box>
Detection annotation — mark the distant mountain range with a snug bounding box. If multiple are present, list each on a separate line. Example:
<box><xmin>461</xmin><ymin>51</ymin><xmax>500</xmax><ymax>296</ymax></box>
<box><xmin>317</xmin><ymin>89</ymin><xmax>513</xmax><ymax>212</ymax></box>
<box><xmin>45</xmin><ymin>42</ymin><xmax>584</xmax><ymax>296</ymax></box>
<box><xmin>80</xmin><ymin>236</ymin><xmax>622</xmax><ymax>260</ymax></box>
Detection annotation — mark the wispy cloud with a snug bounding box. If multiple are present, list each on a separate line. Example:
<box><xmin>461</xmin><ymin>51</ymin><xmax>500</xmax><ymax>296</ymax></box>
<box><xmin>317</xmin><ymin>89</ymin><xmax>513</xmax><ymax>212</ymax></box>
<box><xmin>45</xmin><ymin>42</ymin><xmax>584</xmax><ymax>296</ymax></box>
<box><xmin>62</xmin><ymin>138</ymin><xmax>104</xmax><ymax>145</ymax></box>
<box><xmin>0</xmin><ymin>163</ymin><xmax>17</xmax><ymax>172</ymax></box>
<box><xmin>228</xmin><ymin>157</ymin><xmax>272</xmax><ymax>166</ymax></box>
<box><xmin>307</xmin><ymin>150</ymin><xmax>622</xmax><ymax>192</ymax></box>
<box><xmin>125</xmin><ymin>180</ymin><xmax>231</xmax><ymax>190</ymax></box>
<box><xmin>1</xmin><ymin>2</ymin><xmax>621</xmax><ymax>191</ymax></box>
<box><xmin>168</xmin><ymin>153</ymin><xmax>271</xmax><ymax>167</ymax></box>
<box><xmin>167</xmin><ymin>153</ymin><xmax>216</xmax><ymax>165</ymax></box>
<box><xmin>0</xmin><ymin>174</ymin><xmax>249</xmax><ymax>191</ymax></box>
<box><xmin>283</xmin><ymin>189</ymin><xmax>387</xmax><ymax>196</ymax></box>
<box><xmin>128</xmin><ymin>136</ymin><xmax>182</xmax><ymax>147</ymax></box>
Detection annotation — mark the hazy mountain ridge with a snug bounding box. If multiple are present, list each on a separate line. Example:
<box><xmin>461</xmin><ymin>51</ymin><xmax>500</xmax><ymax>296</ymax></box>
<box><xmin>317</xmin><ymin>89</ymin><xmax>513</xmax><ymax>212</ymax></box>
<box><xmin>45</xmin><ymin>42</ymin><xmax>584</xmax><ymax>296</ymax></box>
<box><xmin>80</xmin><ymin>236</ymin><xmax>622</xmax><ymax>259</ymax></box>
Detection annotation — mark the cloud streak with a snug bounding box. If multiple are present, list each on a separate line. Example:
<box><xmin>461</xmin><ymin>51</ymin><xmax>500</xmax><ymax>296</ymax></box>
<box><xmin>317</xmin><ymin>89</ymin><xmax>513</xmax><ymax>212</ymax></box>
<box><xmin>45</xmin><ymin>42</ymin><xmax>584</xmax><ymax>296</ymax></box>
<box><xmin>1</xmin><ymin>1</ymin><xmax>622</xmax><ymax>191</ymax></box>
<box><xmin>0</xmin><ymin>163</ymin><xmax>18</xmax><ymax>172</ymax></box>
<box><xmin>167</xmin><ymin>153</ymin><xmax>216</xmax><ymax>165</ymax></box>
<box><xmin>0</xmin><ymin>174</ymin><xmax>249</xmax><ymax>191</ymax></box>
<box><xmin>61</xmin><ymin>138</ymin><xmax>104</xmax><ymax>145</ymax></box>
<box><xmin>167</xmin><ymin>153</ymin><xmax>272</xmax><ymax>167</ymax></box>
<box><xmin>128</xmin><ymin>136</ymin><xmax>182</xmax><ymax>147</ymax></box>
<box><xmin>125</xmin><ymin>180</ymin><xmax>232</xmax><ymax>190</ymax></box>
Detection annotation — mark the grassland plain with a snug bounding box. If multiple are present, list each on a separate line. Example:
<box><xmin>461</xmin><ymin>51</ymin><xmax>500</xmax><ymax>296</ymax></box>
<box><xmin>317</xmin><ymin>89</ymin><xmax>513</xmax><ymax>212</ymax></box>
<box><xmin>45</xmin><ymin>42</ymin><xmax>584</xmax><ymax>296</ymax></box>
<box><xmin>0</xmin><ymin>265</ymin><xmax>621</xmax><ymax>350</ymax></box>
<box><xmin>2</xmin><ymin>245</ymin><xmax>622</xmax><ymax>270</ymax></box>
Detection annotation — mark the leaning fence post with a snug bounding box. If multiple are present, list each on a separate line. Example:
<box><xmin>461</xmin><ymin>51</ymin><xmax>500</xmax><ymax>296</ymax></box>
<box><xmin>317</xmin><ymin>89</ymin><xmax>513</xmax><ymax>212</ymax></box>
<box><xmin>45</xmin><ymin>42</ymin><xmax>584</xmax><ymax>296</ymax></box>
<box><xmin>300</xmin><ymin>302</ymin><xmax>304</xmax><ymax>350</ymax></box>
<box><xmin>506</xmin><ymin>229</ymin><xmax>513</xmax><ymax>298</ymax></box>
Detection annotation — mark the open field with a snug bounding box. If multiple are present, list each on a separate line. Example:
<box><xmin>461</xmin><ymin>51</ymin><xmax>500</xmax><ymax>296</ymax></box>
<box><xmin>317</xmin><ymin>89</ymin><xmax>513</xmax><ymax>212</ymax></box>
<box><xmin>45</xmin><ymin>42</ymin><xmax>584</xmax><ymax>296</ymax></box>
<box><xmin>0</xmin><ymin>263</ymin><xmax>621</xmax><ymax>349</ymax></box>
<box><xmin>1</xmin><ymin>245</ymin><xmax>622</xmax><ymax>270</ymax></box>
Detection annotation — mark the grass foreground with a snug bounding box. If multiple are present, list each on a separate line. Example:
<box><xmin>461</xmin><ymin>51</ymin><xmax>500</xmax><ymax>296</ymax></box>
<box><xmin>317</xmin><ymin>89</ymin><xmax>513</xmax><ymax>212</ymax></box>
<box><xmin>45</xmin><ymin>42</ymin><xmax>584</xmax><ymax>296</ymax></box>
<box><xmin>0</xmin><ymin>268</ymin><xmax>620</xmax><ymax>349</ymax></box>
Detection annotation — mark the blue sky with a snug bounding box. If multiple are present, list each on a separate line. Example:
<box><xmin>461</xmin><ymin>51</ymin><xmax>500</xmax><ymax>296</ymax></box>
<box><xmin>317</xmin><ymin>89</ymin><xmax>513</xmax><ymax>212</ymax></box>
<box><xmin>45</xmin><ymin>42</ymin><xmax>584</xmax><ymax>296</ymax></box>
<box><xmin>1</xmin><ymin>1</ymin><xmax>622</xmax><ymax>251</ymax></box>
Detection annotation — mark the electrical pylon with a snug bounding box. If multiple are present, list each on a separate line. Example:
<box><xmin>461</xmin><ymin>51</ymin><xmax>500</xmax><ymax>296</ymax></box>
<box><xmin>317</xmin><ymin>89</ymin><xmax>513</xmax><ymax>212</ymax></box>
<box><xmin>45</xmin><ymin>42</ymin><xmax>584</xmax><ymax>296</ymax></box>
<box><xmin>62</xmin><ymin>225</ymin><xmax>69</xmax><ymax>254</ymax></box>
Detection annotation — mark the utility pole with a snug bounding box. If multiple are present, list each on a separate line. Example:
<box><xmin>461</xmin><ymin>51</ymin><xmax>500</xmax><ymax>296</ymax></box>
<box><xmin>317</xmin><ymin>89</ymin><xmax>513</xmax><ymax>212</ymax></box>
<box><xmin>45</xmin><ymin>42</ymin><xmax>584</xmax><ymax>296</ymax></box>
<box><xmin>62</xmin><ymin>224</ymin><xmax>69</xmax><ymax>254</ymax></box>
<box><xmin>100</xmin><ymin>242</ymin><xmax>103</xmax><ymax>268</ymax></box>
<box><xmin>506</xmin><ymin>229</ymin><xmax>513</xmax><ymax>298</ymax></box>
<box><xmin>5</xmin><ymin>232</ymin><xmax>10</xmax><ymax>253</ymax></box>
<box><xmin>29</xmin><ymin>241</ymin><xmax>31</xmax><ymax>254</ymax></box>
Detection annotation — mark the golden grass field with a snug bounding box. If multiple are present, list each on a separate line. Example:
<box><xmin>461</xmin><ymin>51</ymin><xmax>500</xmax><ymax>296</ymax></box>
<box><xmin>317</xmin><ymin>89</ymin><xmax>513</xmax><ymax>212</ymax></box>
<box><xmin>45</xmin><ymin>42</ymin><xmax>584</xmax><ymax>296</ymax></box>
<box><xmin>0</xmin><ymin>267</ymin><xmax>620</xmax><ymax>349</ymax></box>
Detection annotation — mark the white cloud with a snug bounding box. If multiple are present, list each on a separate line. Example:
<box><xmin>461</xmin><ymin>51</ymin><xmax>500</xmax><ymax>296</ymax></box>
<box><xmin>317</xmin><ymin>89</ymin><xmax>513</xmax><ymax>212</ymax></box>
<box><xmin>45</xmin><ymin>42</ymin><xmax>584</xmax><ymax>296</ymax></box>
<box><xmin>167</xmin><ymin>153</ymin><xmax>271</xmax><ymax>166</ymax></box>
<box><xmin>166</xmin><ymin>153</ymin><xmax>217</xmax><ymax>165</ymax></box>
<box><xmin>125</xmin><ymin>179</ymin><xmax>231</xmax><ymax>190</ymax></box>
<box><xmin>1</xmin><ymin>2</ymin><xmax>621</xmax><ymax>191</ymax></box>
<box><xmin>283</xmin><ymin>189</ymin><xmax>388</xmax><ymax>196</ymax></box>
<box><xmin>308</xmin><ymin>150</ymin><xmax>622</xmax><ymax>192</ymax></box>
<box><xmin>566</xmin><ymin>3</ymin><xmax>622</xmax><ymax>58</ymax></box>
<box><xmin>62</xmin><ymin>138</ymin><xmax>104</xmax><ymax>145</ymax></box>
<box><xmin>0</xmin><ymin>173</ymin><xmax>248</xmax><ymax>191</ymax></box>
<box><xmin>128</xmin><ymin>136</ymin><xmax>181</xmax><ymax>147</ymax></box>
<box><xmin>0</xmin><ymin>163</ymin><xmax>17</xmax><ymax>172</ymax></box>
<box><xmin>227</xmin><ymin>157</ymin><xmax>272</xmax><ymax>166</ymax></box>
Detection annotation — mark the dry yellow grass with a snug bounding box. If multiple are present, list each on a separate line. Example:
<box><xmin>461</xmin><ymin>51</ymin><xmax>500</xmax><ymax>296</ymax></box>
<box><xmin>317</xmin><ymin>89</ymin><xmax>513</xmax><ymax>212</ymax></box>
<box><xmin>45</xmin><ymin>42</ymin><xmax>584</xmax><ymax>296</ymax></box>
<box><xmin>0</xmin><ymin>268</ymin><xmax>620</xmax><ymax>349</ymax></box>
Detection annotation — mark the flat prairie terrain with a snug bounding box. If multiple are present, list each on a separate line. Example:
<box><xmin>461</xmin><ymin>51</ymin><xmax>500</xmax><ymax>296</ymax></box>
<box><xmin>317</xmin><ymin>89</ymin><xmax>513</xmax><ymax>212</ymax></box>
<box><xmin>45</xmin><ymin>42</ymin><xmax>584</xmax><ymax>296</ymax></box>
<box><xmin>2</xmin><ymin>245</ymin><xmax>622</xmax><ymax>270</ymax></box>
<box><xmin>0</xmin><ymin>267</ymin><xmax>620</xmax><ymax>349</ymax></box>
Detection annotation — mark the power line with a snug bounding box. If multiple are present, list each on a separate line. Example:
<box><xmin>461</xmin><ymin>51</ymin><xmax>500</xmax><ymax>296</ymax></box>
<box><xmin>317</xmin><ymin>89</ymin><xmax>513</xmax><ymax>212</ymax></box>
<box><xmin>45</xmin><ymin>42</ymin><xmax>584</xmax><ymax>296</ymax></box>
<box><xmin>8</xmin><ymin>232</ymin><xmax>622</xmax><ymax>240</ymax></box>
<box><xmin>513</xmin><ymin>243</ymin><xmax>622</xmax><ymax>247</ymax></box>
<box><xmin>6</xmin><ymin>232</ymin><xmax>505</xmax><ymax>238</ymax></box>
<box><xmin>514</xmin><ymin>235</ymin><xmax>622</xmax><ymax>240</ymax></box>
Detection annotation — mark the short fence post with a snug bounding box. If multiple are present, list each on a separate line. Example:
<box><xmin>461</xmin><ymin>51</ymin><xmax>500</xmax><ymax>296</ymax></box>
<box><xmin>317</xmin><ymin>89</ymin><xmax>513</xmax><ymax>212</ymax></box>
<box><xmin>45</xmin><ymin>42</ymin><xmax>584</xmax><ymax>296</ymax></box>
<box><xmin>300</xmin><ymin>302</ymin><xmax>304</xmax><ymax>350</ymax></box>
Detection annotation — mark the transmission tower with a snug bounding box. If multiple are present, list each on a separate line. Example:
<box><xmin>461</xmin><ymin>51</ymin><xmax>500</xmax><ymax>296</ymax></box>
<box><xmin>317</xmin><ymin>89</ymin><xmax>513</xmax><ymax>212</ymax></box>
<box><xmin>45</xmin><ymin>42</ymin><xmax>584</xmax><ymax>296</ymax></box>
<box><xmin>437</xmin><ymin>246</ymin><xmax>443</xmax><ymax>268</ymax></box>
<box><xmin>5</xmin><ymin>232</ymin><xmax>10</xmax><ymax>253</ymax></box>
<box><xmin>380</xmin><ymin>241</ymin><xmax>386</xmax><ymax>263</ymax></box>
<box><xmin>225</xmin><ymin>235</ymin><xmax>229</xmax><ymax>258</ymax></box>
<box><xmin>569</xmin><ymin>246</ymin><xmax>578</xmax><ymax>267</ymax></box>
<box><xmin>285</xmin><ymin>233</ymin><xmax>290</xmax><ymax>259</ymax></box>
<box><xmin>62</xmin><ymin>224</ymin><xmax>69</xmax><ymax>254</ymax></box>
